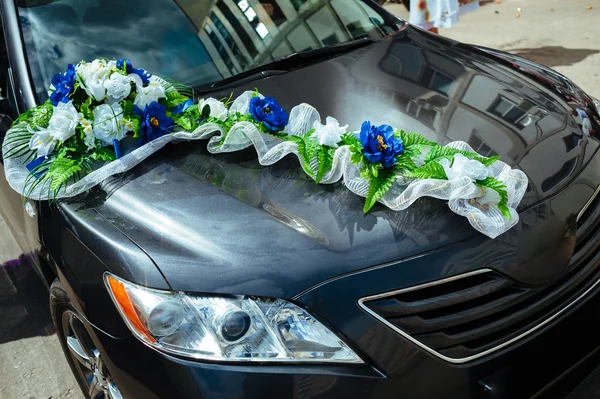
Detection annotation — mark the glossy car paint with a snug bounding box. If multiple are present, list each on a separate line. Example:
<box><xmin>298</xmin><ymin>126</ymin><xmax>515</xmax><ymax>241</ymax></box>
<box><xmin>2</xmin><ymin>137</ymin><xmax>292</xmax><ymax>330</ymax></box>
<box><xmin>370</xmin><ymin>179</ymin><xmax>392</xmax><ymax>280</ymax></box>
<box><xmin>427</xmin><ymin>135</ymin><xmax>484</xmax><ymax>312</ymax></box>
<box><xmin>1</xmin><ymin>1</ymin><xmax>600</xmax><ymax>398</ymax></box>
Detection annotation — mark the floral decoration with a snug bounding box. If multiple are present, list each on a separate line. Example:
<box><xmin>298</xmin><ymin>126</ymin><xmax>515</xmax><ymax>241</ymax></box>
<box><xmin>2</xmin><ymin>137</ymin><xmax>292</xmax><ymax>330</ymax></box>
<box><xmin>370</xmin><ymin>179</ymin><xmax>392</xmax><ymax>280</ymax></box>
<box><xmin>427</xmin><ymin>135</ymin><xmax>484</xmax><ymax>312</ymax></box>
<box><xmin>2</xmin><ymin>59</ymin><xmax>529</xmax><ymax>238</ymax></box>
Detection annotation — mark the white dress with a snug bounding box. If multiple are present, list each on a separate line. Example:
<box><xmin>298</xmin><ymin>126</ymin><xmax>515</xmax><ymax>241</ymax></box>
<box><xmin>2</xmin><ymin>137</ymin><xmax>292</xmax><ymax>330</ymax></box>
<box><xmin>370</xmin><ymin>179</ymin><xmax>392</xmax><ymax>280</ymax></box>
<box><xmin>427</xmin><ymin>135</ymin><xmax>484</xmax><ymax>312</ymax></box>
<box><xmin>409</xmin><ymin>0</ymin><xmax>479</xmax><ymax>29</ymax></box>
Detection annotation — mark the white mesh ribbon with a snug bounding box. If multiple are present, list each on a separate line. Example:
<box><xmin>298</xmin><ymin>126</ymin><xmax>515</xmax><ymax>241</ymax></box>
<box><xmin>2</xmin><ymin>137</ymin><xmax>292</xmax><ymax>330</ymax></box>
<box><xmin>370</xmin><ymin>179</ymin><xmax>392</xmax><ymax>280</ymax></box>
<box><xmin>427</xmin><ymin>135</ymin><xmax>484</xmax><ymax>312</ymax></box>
<box><xmin>2</xmin><ymin>91</ymin><xmax>528</xmax><ymax>238</ymax></box>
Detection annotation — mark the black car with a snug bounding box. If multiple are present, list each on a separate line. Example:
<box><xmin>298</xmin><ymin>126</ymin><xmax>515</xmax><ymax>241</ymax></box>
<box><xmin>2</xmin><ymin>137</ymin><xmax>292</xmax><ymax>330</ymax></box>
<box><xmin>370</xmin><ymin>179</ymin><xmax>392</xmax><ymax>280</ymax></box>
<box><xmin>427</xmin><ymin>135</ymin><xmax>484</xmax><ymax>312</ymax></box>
<box><xmin>1</xmin><ymin>0</ymin><xmax>600</xmax><ymax>398</ymax></box>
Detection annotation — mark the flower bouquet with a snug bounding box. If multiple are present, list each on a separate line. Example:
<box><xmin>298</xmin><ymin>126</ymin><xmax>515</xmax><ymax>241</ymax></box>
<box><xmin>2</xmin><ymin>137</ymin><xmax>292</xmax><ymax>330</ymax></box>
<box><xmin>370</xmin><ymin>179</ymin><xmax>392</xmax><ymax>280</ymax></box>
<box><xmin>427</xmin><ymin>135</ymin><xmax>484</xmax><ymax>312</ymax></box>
<box><xmin>4</xmin><ymin>58</ymin><xmax>196</xmax><ymax>198</ymax></box>
<box><xmin>2</xmin><ymin>58</ymin><xmax>528</xmax><ymax>238</ymax></box>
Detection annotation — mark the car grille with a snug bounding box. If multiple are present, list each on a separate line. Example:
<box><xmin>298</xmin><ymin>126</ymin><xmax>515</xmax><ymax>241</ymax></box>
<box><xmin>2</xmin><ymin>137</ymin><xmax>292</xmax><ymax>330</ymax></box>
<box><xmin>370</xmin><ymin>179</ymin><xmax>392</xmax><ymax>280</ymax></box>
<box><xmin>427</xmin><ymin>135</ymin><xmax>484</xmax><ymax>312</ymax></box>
<box><xmin>360</xmin><ymin>194</ymin><xmax>600</xmax><ymax>363</ymax></box>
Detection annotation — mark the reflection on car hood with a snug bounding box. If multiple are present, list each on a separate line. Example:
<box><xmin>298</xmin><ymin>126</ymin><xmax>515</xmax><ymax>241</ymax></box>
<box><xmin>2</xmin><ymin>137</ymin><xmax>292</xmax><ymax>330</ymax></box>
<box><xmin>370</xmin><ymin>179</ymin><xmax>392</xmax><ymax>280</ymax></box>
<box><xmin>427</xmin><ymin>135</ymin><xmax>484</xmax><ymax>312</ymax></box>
<box><xmin>92</xmin><ymin>27</ymin><xmax>600</xmax><ymax>297</ymax></box>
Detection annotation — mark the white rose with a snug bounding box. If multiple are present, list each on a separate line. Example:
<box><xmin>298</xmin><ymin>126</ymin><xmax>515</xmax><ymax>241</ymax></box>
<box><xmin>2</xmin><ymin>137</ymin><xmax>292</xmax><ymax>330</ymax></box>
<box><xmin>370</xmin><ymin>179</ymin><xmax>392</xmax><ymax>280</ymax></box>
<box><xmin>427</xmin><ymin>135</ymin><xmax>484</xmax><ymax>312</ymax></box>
<box><xmin>313</xmin><ymin>116</ymin><xmax>348</xmax><ymax>148</ymax></box>
<box><xmin>476</xmin><ymin>186</ymin><xmax>501</xmax><ymax>206</ymax></box>
<box><xmin>92</xmin><ymin>103</ymin><xmax>125</xmax><ymax>146</ymax></box>
<box><xmin>134</xmin><ymin>76</ymin><xmax>165</xmax><ymax>108</ymax></box>
<box><xmin>104</xmin><ymin>72</ymin><xmax>132</xmax><ymax>103</ymax></box>
<box><xmin>198</xmin><ymin>97</ymin><xmax>228</xmax><ymax>121</ymax></box>
<box><xmin>76</xmin><ymin>59</ymin><xmax>111</xmax><ymax>101</ymax></box>
<box><xmin>439</xmin><ymin>153</ymin><xmax>490</xmax><ymax>181</ymax></box>
<box><xmin>29</xmin><ymin>129</ymin><xmax>56</xmax><ymax>158</ymax></box>
<box><xmin>47</xmin><ymin>101</ymin><xmax>79</xmax><ymax>142</ymax></box>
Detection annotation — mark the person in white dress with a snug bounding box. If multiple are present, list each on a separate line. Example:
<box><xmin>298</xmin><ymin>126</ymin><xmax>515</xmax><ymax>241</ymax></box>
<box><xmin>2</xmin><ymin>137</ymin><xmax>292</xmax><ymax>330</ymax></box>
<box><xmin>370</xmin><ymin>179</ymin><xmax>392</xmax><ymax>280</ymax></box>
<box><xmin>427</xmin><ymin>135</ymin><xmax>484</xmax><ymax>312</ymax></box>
<box><xmin>408</xmin><ymin>0</ymin><xmax>479</xmax><ymax>34</ymax></box>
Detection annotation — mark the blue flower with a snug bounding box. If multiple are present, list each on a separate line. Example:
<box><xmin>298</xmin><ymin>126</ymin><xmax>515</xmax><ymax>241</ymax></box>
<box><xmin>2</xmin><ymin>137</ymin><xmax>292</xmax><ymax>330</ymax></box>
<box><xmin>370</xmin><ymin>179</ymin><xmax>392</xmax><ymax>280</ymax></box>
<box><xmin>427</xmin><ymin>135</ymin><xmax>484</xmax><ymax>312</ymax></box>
<box><xmin>358</xmin><ymin>121</ymin><xmax>404</xmax><ymax>168</ymax></box>
<box><xmin>49</xmin><ymin>64</ymin><xmax>76</xmax><ymax>106</ymax></box>
<box><xmin>117</xmin><ymin>58</ymin><xmax>152</xmax><ymax>85</ymax></box>
<box><xmin>133</xmin><ymin>101</ymin><xmax>174</xmax><ymax>143</ymax></box>
<box><xmin>171</xmin><ymin>98</ymin><xmax>194</xmax><ymax>115</ymax></box>
<box><xmin>249</xmin><ymin>96</ymin><xmax>289</xmax><ymax>131</ymax></box>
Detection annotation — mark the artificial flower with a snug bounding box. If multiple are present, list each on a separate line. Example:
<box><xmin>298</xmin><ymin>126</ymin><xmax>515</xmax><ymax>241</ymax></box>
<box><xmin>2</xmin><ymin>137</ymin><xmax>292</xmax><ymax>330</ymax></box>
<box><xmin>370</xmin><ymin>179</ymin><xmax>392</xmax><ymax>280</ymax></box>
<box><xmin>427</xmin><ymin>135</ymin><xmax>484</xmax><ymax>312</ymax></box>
<box><xmin>121</xmin><ymin>118</ymin><xmax>136</xmax><ymax>132</ymax></box>
<box><xmin>439</xmin><ymin>153</ymin><xmax>490</xmax><ymax>181</ymax></box>
<box><xmin>92</xmin><ymin>103</ymin><xmax>125</xmax><ymax>146</ymax></box>
<box><xmin>29</xmin><ymin>129</ymin><xmax>56</xmax><ymax>158</ymax></box>
<box><xmin>172</xmin><ymin>99</ymin><xmax>195</xmax><ymax>115</ymax></box>
<box><xmin>47</xmin><ymin>101</ymin><xmax>79</xmax><ymax>142</ymax></box>
<box><xmin>76</xmin><ymin>59</ymin><xmax>112</xmax><ymax>101</ymax></box>
<box><xmin>249</xmin><ymin>96</ymin><xmax>289</xmax><ymax>131</ymax></box>
<box><xmin>476</xmin><ymin>186</ymin><xmax>501</xmax><ymax>206</ymax></box>
<box><xmin>134</xmin><ymin>101</ymin><xmax>174</xmax><ymax>142</ymax></box>
<box><xmin>198</xmin><ymin>97</ymin><xmax>228</xmax><ymax>121</ymax></box>
<box><xmin>117</xmin><ymin>58</ymin><xmax>152</xmax><ymax>85</ymax></box>
<box><xmin>49</xmin><ymin>64</ymin><xmax>76</xmax><ymax>106</ymax></box>
<box><xmin>358</xmin><ymin>121</ymin><xmax>404</xmax><ymax>168</ymax></box>
<box><xmin>313</xmin><ymin>116</ymin><xmax>347</xmax><ymax>148</ymax></box>
<box><xmin>103</xmin><ymin>72</ymin><xmax>132</xmax><ymax>103</ymax></box>
<box><xmin>134</xmin><ymin>76</ymin><xmax>166</xmax><ymax>108</ymax></box>
<box><xmin>83</xmin><ymin>126</ymin><xmax>97</xmax><ymax>151</ymax></box>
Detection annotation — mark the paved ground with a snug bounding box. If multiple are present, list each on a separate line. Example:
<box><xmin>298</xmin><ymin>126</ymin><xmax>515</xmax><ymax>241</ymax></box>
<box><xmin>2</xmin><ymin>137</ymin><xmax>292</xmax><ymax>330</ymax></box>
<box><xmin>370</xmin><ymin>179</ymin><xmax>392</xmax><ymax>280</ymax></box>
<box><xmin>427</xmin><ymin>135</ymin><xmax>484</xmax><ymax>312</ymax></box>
<box><xmin>385</xmin><ymin>0</ymin><xmax>600</xmax><ymax>98</ymax></box>
<box><xmin>0</xmin><ymin>220</ymin><xmax>82</xmax><ymax>398</ymax></box>
<box><xmin>0</xmin><ymin>1</ymin><xmax>598</xmax><ymax>398</ymax></box>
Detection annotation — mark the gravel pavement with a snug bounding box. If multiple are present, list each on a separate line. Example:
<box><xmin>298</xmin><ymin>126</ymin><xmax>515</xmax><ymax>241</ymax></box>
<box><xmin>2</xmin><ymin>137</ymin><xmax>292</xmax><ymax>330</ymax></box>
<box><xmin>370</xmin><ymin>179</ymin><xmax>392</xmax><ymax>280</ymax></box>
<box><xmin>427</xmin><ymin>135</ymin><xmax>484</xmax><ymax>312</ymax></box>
<box><xmin>0</xmin><ymin>0</ymin><xmax>598</xmax><ymax>397</ymax></box>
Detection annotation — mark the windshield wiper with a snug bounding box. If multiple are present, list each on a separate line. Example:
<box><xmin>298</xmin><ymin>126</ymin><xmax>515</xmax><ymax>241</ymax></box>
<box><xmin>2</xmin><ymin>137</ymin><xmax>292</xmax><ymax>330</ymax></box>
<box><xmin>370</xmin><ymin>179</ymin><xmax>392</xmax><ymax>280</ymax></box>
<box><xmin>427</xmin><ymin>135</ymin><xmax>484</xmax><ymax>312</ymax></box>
<box><xmin>201</xmin><ymin>37</ymin><xmax>374</xmax><ymax>92</ymax></box>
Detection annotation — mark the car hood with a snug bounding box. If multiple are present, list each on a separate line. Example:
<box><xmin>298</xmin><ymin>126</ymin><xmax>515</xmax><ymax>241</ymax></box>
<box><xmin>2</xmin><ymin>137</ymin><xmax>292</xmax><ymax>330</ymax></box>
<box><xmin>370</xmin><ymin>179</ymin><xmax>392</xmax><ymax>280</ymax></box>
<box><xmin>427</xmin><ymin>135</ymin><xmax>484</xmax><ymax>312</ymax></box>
<box><xmin>92</xmin><ymin>27</ymin><xmax>600</xmax><ymax>298</ymax></box>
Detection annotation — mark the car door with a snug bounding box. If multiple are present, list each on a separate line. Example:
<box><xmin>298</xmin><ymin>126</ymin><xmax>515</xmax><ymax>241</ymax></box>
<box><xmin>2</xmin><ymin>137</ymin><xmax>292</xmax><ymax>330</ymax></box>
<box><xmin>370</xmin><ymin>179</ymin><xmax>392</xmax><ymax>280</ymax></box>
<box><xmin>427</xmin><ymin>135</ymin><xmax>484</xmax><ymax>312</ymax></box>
<box><xmin>0</xmin><ymin>6</ymin><xmax>41</xmax><ymax>266</ymax></box>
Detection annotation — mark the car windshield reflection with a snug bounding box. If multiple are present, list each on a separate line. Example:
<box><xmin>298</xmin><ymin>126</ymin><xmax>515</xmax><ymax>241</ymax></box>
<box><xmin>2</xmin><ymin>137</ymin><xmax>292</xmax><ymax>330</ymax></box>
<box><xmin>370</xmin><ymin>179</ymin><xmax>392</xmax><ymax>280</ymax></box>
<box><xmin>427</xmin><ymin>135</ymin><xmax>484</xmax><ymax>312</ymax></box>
<box><xmin>17</xmin><ymin>0</ymin><xmax>398</xmax><ymax>101</ymax></box>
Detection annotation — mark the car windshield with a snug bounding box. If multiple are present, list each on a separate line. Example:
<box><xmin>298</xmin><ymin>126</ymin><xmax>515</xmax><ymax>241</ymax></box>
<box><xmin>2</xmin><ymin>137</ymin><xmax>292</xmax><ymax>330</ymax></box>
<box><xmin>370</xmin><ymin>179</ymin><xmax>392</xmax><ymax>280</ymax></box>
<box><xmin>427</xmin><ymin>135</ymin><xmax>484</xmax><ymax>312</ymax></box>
<box><xmin>17</xmin><ymin>0</ymin><xmax>399</xmax><ymax>101</ymax></box>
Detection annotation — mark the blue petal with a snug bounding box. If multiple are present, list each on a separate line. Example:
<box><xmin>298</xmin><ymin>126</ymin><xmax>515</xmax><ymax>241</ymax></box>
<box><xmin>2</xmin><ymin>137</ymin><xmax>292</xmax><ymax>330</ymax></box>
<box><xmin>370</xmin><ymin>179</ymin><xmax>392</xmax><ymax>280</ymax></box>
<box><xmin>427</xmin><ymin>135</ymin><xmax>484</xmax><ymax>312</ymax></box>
<box><xmin>171</xmin><ymin>98</ymin><xmax>194</xmax><ymax>115</ymax></box>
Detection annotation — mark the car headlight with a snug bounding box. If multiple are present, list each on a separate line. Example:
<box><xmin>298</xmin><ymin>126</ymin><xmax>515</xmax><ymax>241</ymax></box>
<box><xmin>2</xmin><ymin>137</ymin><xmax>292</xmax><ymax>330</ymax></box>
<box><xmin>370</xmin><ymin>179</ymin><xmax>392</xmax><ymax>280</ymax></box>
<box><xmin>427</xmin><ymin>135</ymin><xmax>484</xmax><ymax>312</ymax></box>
<box><xmin>104</xmin><ymin>273</ymin><xmax>363</xmax><ymax>363</ymax></box>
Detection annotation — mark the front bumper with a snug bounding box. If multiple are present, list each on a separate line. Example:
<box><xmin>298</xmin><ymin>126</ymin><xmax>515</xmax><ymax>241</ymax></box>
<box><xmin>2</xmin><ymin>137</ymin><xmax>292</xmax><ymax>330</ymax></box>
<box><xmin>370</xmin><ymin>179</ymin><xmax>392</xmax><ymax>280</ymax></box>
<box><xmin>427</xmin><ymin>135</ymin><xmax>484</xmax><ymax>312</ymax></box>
<box><xmin>88</xmin><ymin>274</ymin><xmax>600</xmax><ymax>399</ymax></box>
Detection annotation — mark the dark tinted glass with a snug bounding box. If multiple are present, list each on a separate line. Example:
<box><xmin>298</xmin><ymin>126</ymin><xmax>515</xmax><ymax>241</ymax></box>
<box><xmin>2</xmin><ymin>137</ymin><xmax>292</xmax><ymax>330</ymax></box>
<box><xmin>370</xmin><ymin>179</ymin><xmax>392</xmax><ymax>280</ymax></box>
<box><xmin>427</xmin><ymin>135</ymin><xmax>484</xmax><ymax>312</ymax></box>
<box><xmin>17</xmin><ymin>0</ymin><xmax>397</xmax><ymax>101</ymax></box>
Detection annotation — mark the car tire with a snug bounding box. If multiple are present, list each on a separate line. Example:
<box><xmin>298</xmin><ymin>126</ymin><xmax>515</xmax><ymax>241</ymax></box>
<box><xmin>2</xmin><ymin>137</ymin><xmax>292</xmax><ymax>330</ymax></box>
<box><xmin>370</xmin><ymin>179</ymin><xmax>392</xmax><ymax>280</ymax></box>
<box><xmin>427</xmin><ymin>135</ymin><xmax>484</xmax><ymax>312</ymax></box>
<box><xmin>50</xmin><ymin>278</ymin><xmax>124</xmax><ymax>399</ymax></box>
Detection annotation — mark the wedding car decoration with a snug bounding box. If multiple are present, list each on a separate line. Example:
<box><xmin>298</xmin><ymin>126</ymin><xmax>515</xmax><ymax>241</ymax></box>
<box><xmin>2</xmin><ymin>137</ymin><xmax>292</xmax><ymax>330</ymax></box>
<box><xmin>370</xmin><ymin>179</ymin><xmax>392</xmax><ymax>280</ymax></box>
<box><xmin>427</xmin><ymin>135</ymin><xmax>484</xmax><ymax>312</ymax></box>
<box><xmin>2</xmin><ymin>59</ymin><xmax>528</xmax><ymax>239</ymax></box>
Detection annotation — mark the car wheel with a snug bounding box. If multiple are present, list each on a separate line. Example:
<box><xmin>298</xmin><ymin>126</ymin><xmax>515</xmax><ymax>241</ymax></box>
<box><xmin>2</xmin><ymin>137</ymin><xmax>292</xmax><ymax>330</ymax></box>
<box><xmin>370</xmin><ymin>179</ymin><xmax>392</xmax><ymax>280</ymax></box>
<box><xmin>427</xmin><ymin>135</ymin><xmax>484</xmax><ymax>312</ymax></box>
<box><xmin>50</xmin><ymin>279</ymin><xmax>124</xmax><ymax>399</ymax></box>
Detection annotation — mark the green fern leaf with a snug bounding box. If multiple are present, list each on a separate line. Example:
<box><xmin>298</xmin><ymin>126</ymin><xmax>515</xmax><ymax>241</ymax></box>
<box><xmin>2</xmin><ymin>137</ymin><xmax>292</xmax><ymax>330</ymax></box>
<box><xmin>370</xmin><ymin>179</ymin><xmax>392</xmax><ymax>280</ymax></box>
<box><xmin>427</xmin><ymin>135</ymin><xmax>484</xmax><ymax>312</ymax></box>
<box><xmin>397</xmin><ymin>130</ymin><xmax>437</xmax><ymax>147</ymax></box>
<box><xmin>90</xmin><ymin>148</ymin><xmax>117</xmax><ymax>162</ymax></box>
<box><xmin>45</xmin><ymin>158</ymin><xmax>82</xmax><ymax>194</ymax></box>
<box><xmin>287</xmin><ymin>135</ymin><xmax>314</xmax><ymax>175</ymax></box>
<box><xmin>315</xmin><ymin>146</ymin><xmax>335</xmax><ymax>183</ymax></box>
<box><xmin>364</xmin><ymin>169</ymin><xmax>397</xmax><ymax>213</ymax></box>
<box><xmin>425</xmin><ymin>146</ymin><xmax>499</xmax><ymax>166</ymax></box>
<box><xmin>403</xmin><ymin>162</ymin><xmax>447</xmax><ymax>180</ymax></box>
<box><xmin>394</xmin><ymin>154</ymin><xmax>417</xmax><ymax>172</ymax></box>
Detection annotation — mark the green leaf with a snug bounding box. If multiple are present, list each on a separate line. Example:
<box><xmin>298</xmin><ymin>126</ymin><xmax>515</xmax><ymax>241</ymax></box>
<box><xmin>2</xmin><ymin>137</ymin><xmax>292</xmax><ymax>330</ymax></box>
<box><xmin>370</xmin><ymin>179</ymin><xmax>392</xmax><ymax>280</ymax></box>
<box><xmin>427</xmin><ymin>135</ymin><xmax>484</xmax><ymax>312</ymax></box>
<box><xmin>286</xmin><ymin>134</ymin><xmax>316</xmax><ymax>175</ymax></box>
<box><xmin>90</xmin><ymin>148</ymin><xmax>116</xmax><ymax>162</ymax></box>
<box><xmin>364</xmin><ymin>169</ymin><xmax>397</xmax><ymax>213</ymax></box>
<box><xmin>498</xmin><ymin>204</ymin><xmax>511</xmax><ymax>219</ymax></box>
<box><xmin>30</xmin><ymin>101</ymin><xmax>54</xmax><ymax>128</ymax></box>
<box><xmin>394</xmin><ymin>153</ymin><xmax>417</xmax><ymax>172</ymax></box>
<box><xmin>45</xmin><ymin>158</ymin><xmax>82</xmax><ymax>194</ymax></box>
<box><xmin>80</xmin><ymin>97</ymin><xmax>93</xmax><ymax>119</ymax></box>
<box><xmin>424</xmin><ymin>145</ymin><xmax>499</xmax><ymax>166</ymax></box>
<box><xmin>164</xmin><ymin>91</ymin><xmax>190</xmax><ymax>109</ymax></box>
<box><xmin>340</xmin><ymin>132</ymin><xmax>359</xmax><ymax>146</ymax></box>
<box><xmin>397</xmin><ymin>130</ymin><xmax>437</xmax><ymax>147</ymax></box>
<box><xmin>476</xmin><ymin>177</ymin><xmax>511</xmax><ymax>219</ymax></box>
<box><xmin>316</xmin><ymin>146</ymin><xmax>335</xmax><ymax>184</ymax></box>
<box><xmin>172</xmin><ymin>113</ymin><xmax>192</xmax><ymax>130</ymax></box>
<box><xmin>404</xmin><ymin>162</ymin><xmax>447</xmax><ymax>180</ymax></box>
<box><xmin>131</xmin><ymin>118</ymin><xmax>141</xmax><ymax>138</ymax></box>
<box><xmin>123</xmin><ymin>100</ymin><xmax>133</xmax><ymax>117</ymax></box>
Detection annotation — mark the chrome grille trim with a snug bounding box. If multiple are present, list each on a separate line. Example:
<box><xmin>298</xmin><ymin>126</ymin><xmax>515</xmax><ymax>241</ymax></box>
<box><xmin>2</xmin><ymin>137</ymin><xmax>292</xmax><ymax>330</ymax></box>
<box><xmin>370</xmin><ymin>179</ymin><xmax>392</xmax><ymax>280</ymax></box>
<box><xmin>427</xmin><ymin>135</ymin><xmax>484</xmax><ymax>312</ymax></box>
<box><xmin>358</xmin><ymin>269</ymin><xmax>600</xmax><ymax>364</ymax></box>
<box><xmin>577</xmin><ymin>184</ymin><xmax>600</xmax><ymax>223</ymax></box>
